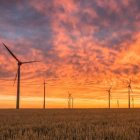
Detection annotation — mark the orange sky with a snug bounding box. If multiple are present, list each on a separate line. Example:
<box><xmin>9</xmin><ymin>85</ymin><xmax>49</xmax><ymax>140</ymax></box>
<box><xmin>0</xmin><ymin>0</ymin><xmax>140</xmax><ymax>108</ymax></box>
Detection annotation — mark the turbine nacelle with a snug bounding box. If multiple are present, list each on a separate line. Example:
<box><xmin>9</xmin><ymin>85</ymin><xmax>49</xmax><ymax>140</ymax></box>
<box><xmin>18</xmin><ymin>62</ymin><xmax>22</xmax><ymax>66</ymax></box>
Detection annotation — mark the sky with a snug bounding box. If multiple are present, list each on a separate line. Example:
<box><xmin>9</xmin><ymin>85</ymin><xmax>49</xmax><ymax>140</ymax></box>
<box><xmin>0</xmin><ymin>0</ymin><xmax>140</xmax><ymax>108</ymax></box>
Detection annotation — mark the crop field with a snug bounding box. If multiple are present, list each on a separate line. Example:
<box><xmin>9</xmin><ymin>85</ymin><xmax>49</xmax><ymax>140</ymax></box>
<box><xmin>0</xmin><ymin>109</ymin><xmax>140</xmax><ymax>140</ymax></box>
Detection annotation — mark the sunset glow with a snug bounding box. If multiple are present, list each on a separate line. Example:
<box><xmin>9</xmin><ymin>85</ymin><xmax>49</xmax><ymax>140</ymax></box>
<box><xmin>0</xmin><ymin>0</ymin><xmax>140</xmax><ymax>108</ymax></box>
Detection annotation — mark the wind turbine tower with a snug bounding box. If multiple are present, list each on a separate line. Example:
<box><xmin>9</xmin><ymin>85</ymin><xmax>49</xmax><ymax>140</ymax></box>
<box><xmin>67</xmin><ymin>100</ymin><xmax>69</xmax><ymax>108</ymax></box>
<box><xmin>38</xmin><ymin>79</ymin><xmax>47</xmax><ymax>109</ymax></box>
<box><xmin>107</xmin><ymin>85</ymin><xmax>113</xmax><ymax>108</ymax></box>
<box><xmin>132</xmin><ymin>96</ymin><xmax>134</xmax><ymax>108</ymax></box>
<box><xmin>117</xmin><ymin>100</ymin><xmax>119</xmax><ymax>108</ymax></box>
<box><xmin>72</xmin><ymin>97</ymin><xmax>73</xmax><ymax>108</ymax></box>
<box><xmin>43</xmin><ymin>80</ymin><xmax>46</xmax><ymax>109</ymax></box>
<box><xmin>128</xmin><ymin>79</ymin><xmax>133</xmax><ymax>108</ymax></box>
<box><xmin>68</xmin><ymin>92</ymin><xmax>71</xmax><ymax>108</ymax></box>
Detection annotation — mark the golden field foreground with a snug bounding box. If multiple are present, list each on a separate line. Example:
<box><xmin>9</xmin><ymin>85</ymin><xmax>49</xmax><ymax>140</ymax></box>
<box><xmin>0</xmin><ymin>109</ymin><xmax>140</xmax><ymax>140</ymax></box>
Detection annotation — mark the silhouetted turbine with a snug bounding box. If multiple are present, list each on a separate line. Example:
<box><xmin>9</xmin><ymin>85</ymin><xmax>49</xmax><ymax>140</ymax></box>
<box><xmin>67</xmin><ymin>91</ymin><xmax>71</xmax><ymax>108</ymax></box>
<box><xmin>3</xmin><ymin>43</ymin><xmax>40</xmax><ymax>109</ymax></box>
<box><xmin>66</xmin><ymin>100</ymin><xmax>69</xmax><ymax>108</ymax></box>
<box><xmin>38</xmin><ymin>79</ymin><xmax>47</xmax><ymax>109</ymax></box>
<box><xmin>72</xmin><ymin>97</ymin><xmax>73</xmax><ymax>108</ymax></box>
<box><xmin>117</xmin><ymin>100</ymin><xmax>119</xmax><ymax>108</ymax></box>
<box><xmin>106</xmin><ymin>85</ymin><xmax>113</xmax><ymax>108</ymax></box>
<box><xmin>132</xmin><ymin>96</ymin><xmax>134</xmax><ymax>108</ymax></box>
<box><xmin>128</xmin><ymin>79</ymin><xmax>133</xmax><ymax>108</ymax></box>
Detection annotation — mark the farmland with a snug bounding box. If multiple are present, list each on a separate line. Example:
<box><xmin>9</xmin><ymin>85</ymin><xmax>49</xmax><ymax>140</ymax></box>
<box><xmin>0</xmin><ymin>109</ymin><xmax>140</xmax><ymax>140</ymax></box>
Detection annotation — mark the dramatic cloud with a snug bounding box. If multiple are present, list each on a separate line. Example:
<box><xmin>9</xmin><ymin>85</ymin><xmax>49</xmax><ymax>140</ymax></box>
<box><xmin>0</xmin><ymin>0</ymin><xmax>140</xmax><ymax>108</ymax></box>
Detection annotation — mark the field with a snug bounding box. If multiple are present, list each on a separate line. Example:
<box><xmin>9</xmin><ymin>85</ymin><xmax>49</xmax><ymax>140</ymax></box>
<box><xmin>0</xmin><ymin>109</ymin><xmax>140</xmax><ymax>140</ymax></box>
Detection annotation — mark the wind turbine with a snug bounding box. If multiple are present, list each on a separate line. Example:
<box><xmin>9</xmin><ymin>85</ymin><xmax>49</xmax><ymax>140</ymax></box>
<box><xmin>117</xmin><ymin>100</ymin><xmax>119</xmax><ymax>108</ymax></box>
<box><xmin>67</xmin><ymin>91</ymin><xmax>71</xmax><ymax>108</ymax></box>
<box><xmin>128</xmin><ymin>79</ymin><xmax>133</xmax><ymax>108</ymax></box>
<box><xmin>66</xmin><ymin>100</ymin><xmax>69</xmax><ymax>108</ymax></box>
<box><xmin>3</xmin><ymin>43</ymin><xmax>40</xmax><ymax>109</ymax></box>
<box><xmin>132</xmin><ymin>96</ymin><xmax>134</xmax><ymax>108</ymax></box>
<box><xmin>72</xmin><ymin>97</ymin><xmax>73</xmax><ymax>108</ymax></box>
<box><xmin>38</xmin><ymin>79</ymin><xmax>47</xmax><ymax>109</ymax></box>
<box><xmin>107</xmin><ymin>85</ymin><xmax>113</xmax><ymax>108</ymax></box>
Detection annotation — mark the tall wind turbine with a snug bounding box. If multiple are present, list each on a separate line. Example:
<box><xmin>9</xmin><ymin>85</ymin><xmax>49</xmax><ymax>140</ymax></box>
<box><xmin>3</xmin><ymin>43</ymin><xmax>40</xmax><ymax>109</ymax></box>
<box><xmin>38</xmin><ymin>79</ymin><xmax>47</xmax><ymax>109</ymax></box>
<box><xmin>128</xmin><ymin>79</ymin><xmax>133</xmax><ymax>108</ymax></box>
<box><xmin>107</xmin><ymin>85</ymin><xmax>113</xmax><ymax>108</ymax></box>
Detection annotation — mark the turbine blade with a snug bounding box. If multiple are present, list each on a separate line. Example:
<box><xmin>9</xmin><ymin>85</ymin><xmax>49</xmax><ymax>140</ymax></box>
<box><xmin>67</xmin><ymin>91</ymin><xmax>71</xmax><ymax>98</ymax></box>
<box><xmin>13</xmin><ymin>68</ymin><xmax>19</xmax><ymax>86</ymax></box>
<box><xmin>127</xmin><ymin>79</ymin><xmax>131</xmax><ymax>86</ymax></box>
<box><xmin>130</xmin><ymin>88</ymin><xmax>133</xmax><ymax>93</ymax></box>
<box><xmin>22</xmin><ymin>61</ymin><xmax>40</xmax><ymax>64</ymax></box>
<box><xmin>37</xmin><ymin>83</ymin><xmax>44</xmax><ymax>90</ymax></box>
<box><xmin>3</xmin><ymin>43</ymin><xmax>19</xmax><ymax>62</ymax></box>
<box><xmin>109</xmin><ymin>84</ymin><xmax>113</xmax><ymax>90</ymax></box>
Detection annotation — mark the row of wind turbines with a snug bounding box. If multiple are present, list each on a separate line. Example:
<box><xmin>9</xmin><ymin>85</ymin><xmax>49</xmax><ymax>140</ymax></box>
<box><xmin>106</xmin><ymin>79</ymin><xmax>134</xmax><ymax>108</ymax></box>
<box><xmin>2</xmin><ymin>43</ymin><xmax>135</xmax><ymax>109</ymax></box>
<box><xmin>2</xmin><ymin>43</ymin><xmax>73</xmax><ymax>109</ymax></box>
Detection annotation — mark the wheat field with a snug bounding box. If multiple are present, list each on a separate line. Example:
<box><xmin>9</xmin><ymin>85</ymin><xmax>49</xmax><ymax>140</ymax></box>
<box><xmin>0</xmin><ymin>109</ymin><xmax>140</xmax><ymax>140</ymax></box>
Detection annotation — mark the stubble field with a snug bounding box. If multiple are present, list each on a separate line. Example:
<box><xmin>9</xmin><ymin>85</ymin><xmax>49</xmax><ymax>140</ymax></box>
<box><xmin>0</xmin><ymin>109</ymin><xmax>140</xmax><ymax>140</ymax></box>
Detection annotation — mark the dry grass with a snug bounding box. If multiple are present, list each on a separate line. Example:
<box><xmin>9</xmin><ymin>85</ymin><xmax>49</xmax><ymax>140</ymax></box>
<box><xmin>0</xmin><ymin>109</ymin><xmax>140</xmax><ymax>140</ymax></box>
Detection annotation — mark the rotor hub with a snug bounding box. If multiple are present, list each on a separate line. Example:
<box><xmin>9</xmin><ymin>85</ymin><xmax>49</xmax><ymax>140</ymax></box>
<box><xmin>18</xmin><ymin>62</ymin><xmax>22</xmax><ymax>65</ymax></box>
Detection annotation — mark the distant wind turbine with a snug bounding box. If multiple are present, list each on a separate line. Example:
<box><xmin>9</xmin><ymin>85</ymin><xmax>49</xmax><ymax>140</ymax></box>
<box><xmin>38</xmin><ymin>79</ymin><xmax>47</xmax><ymax>109</ymax></box>
<box><xmin>72</xmin><ymin>97</ymin><xmax>73</xmax><ymax>108</ymax></box>
<box><xmin>106</xmin><ymin>85</ymin><xmax>113</xmax><ymax>108</ymax></box>
<box><xmin>67</xmin><ymin>100</ymin><xmax>69</xmax><ymax>108</ymax></box>
<box><xmin>3</xmin><ymin>43</ymin><xmax>40</xmax><ymax>109</ymax></box>
<box><xmin>132</xmin><ymin>96</ymin><xmax>134</xmax><ymax>108</ymax></box>
<box><xmin>128</xmin><ymin>79</ymin><xmax>133</xmax><ymax>108</ymax></box>
<box><xmin>67</xmin><ymin>91</ymin><xmax>71</xmax><ymax>108</ymax></box>
<box><xmin>117</xmin><ymin>100</ymin><xmax>119</xmax><ymax>108</ymax></box>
